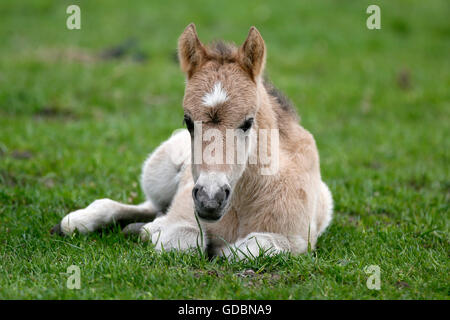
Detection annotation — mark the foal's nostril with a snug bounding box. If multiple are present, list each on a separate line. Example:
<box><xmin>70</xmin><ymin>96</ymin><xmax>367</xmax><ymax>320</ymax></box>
<box><xmin>213</xmin><ymin>185</ymin><xmax>231</xmax><ymax>207</ymax></box>
<box><xmin>192</xmin><ymin>185</ymin><xmax>200</xmax><ymax>201</ymax></box>
<box><xmin>224</xmin><ymin>185</ymin><xmax>231</xmax><ymax>200</ymax></box>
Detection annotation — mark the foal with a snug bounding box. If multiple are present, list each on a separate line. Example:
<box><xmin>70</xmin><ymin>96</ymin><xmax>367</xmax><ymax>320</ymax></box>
<box><xmin>52</xmin><ymin>24</ymin><xmax>333</xmax><ymax>260</ymax></box>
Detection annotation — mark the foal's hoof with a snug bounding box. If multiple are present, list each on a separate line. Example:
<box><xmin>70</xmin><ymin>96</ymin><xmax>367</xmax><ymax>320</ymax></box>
<box><xmin>122</xmin><ymin>222</ymin><xmax>146</xmax><ymax>237</ymax></box>
<box><xmin>50</xmin><ymin>223</ymin><xmax>65</xmax><ymax>236</ymax></box>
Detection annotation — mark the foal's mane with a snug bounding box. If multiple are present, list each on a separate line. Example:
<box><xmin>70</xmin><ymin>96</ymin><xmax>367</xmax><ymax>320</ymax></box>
<box><xmin>206</xmin><ymin>40</ymin><xmax>237</xmax><ymax>63</ymax></box>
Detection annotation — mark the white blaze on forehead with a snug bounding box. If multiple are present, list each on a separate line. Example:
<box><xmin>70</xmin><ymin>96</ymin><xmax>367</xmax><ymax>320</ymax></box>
<box><xmin>202</xmin><ymin>82</ymin><xmax>228</xmax><ymax>107</ymax></box>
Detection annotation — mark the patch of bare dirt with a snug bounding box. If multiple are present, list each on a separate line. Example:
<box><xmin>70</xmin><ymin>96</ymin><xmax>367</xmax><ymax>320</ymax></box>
<box><xmin>36</xmin><ymin>47</ymin><xmax>98</xmax><ymax>64</ymax></box>
<box><xmin>10</xmin><ymin>150</ymin><xmax>33</xmax><ymax>160</ymax></box>
<box><xmin>395</xmin><ymin>281</ymin><xmax>410</xmax><ymax>288</ymax></box>
<box><xmin>0</xmin><ymin>170</ymin><xmax>19</xmax><ymax>186</ymax></box>
<box><xmin>35</xmin><ymin>39</ymin><xmax>148</xmax><ymax>65</ymax></box>
<box><xmin>33</xmin><ymin>106</ymin><xmax>77</xmax><ymax>120</ymax></box>
<box><xmin>397</xmin><ymin>69</ymin><xmax>412</xmax><ymax>90</ymax></box>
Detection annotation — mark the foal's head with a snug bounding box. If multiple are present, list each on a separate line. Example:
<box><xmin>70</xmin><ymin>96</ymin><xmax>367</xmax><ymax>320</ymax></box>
<box><xmin>178</xmin><ymin>23</ymin><xmax>266</xmax><ymax>222</ymax></box>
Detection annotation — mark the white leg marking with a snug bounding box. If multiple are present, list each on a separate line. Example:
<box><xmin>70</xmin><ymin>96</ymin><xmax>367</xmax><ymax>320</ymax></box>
<box><xmin>317</xmin><ymin>181</ymin><xmax>334</xmax><ymax>236</ymax></box>
<box><xmin>140</xmin><ymin>216</ymin><xmax>205</xmax><ymax>252</ymax></box>
<box><xmin>219</xmin><ymin>232</ymin><xmax>294</xmax><ymax>261</ymax></box>
<box><xmin>60</xmin><ymin>199</ymin><xmax>157</xmax><ymax>235</ymax></box>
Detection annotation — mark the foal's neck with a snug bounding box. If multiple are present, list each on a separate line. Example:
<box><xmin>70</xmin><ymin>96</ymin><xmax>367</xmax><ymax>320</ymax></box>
<box><xmin>243</xmin><ymin>82</ymin><xmax>279</xmax><ymax>177</ymax></box>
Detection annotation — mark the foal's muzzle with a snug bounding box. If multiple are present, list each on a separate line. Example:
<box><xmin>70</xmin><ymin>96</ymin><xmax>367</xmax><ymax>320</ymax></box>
<box><xmin>192</xmin><ymin>184</ymin><xmax>231</xmax><ymax>221</ymax></box>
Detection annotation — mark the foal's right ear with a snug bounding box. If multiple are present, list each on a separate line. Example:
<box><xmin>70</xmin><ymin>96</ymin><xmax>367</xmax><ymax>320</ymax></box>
<box><xmin>178</xmin><ymin>23</ymin><xmax>207</xmax><ymax>77</ymax></box>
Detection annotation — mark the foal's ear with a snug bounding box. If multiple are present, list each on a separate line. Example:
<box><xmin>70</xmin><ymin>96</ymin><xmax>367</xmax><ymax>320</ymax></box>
<box><xmin>178</xmin><ymin>23</ymin><xmax>207</xmax><ymax>77</ymax></box>
<box><xmin>238</xmin><ymin>26</ymin><xmax>266</xmax><ymax>80</ymax></box>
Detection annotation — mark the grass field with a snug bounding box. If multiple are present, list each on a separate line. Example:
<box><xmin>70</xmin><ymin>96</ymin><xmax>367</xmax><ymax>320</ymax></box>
<box><xmin>0</xmin><ymin>0</ymin><xmax>448</xmax><ymax>299</ymax></box>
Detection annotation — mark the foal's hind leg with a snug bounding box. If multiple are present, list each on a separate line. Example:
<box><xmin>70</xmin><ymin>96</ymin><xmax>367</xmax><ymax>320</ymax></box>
<box><xmin>51</xmin><ymin>129</ymin><xmax>191</xmax><ymax>236</ymax></box>
<box><xmin>138</xmin><ymin>131</ymin><xmax>206</xmax><ymax>251</ymax></box>
<box><xmin>51</xmin><ymin>199</ymin><xmax>159</xmax><ymax>235</ymax></box>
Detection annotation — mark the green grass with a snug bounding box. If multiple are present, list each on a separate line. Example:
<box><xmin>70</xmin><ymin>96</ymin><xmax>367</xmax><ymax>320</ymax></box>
<box><xmin>0</xmin><ymin>0</ymin><xmax>449</xmax><ymax>299</ymax></box>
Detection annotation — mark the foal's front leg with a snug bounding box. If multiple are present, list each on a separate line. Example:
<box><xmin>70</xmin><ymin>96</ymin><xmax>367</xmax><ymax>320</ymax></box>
<box><xmin>139</xmin><ymin>184</ymin><xmax>206</xmax><ymax>252</ymax></box>
<box><xmin>139</xmin><ymin>216</ymin><xmax>205</xmax><ymax>252</ymax></box>
<box><xmin>219</xmin><ymin>232</ymin><xmax>301</xmax><ymax>260</ymax></box>
<box><xmin>51</xmin><ymin>199</ymin><xmax>158</xmax><ymax>235</ymax></box>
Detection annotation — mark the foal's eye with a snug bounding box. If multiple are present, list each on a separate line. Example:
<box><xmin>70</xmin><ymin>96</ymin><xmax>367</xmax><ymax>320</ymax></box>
<box><xmin>239</xmin><ymin>118</ymin><xmax>254</xmax><ymax>132</ymax></box>
<box><xmin>183</xmin><ymin>115</ymin><xmax>194</xmax><ymax>133</ymax></box>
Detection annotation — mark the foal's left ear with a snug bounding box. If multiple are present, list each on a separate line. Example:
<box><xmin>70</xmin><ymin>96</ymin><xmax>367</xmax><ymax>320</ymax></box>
<box><xmin>238</xmin><ymin>26</ymin><xmax>266</xmax><ymax>80</ymax></box>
